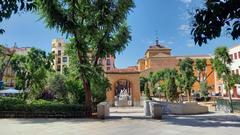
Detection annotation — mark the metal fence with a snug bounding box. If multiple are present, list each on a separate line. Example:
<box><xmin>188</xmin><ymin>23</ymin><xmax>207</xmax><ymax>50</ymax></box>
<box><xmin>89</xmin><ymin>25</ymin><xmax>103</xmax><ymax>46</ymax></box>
<box><xmin>216</xmin><ymin>98</ymin><xmax>240</xmax><ymax>113</ymax></box>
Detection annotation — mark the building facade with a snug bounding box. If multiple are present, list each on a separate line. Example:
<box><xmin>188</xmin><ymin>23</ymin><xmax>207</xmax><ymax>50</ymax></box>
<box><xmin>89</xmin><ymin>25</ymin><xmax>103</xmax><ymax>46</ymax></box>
<box><xmin>105</xmin><ymin>40</ymin><xmax>216</xmax><ymax>106</ymax></box>
<box><xmin>51</xmin><ymin>39</ymin><xmax>69</xmax><ymax>74</ymax></box>
<box><xmin>137</xmin><ymin>41</ymin><xmax>215</xmax><ymax>93</ymax></box>
<box><xmin>3</xmin><ymin>47</ymin><xmax>31</xmax><ymax>87</ymax></box>
<box><xmin>51</xmin><ymin>39</ymin><xmax>115</xmax><ymax>73</ymax></box>
<box><xmin>215</xmin><ymin>45</ymin><xmax>240</xmax><ymax>98</ymax></box>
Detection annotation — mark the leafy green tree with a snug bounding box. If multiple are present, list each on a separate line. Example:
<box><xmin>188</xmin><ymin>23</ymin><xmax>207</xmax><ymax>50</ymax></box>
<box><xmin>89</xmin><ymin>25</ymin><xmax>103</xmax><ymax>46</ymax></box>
<box><xmin>0</xmin><ymin>45</ymin><xmax>15</xmax><ymax>81</ymax></box>
<box><xmin>146</xmin><ymin>69</ymin><xmax>179</xmax><ymax>102</ymax></box>
<box><xmin>64</xmin><ymin>43</ymin><xmax>111</xmax><ymax>106</ymax></box>
<box><xmin>47</xmin><ymin>73</ymin><xmax>68</xmax><ymax>103</ymax></box>
<box><xmin>179</xmin><ymin>58</ymin><xmax>197</xmax><ymax>102</ymax></box>
<box><xmin>140</xmin><ymin>77</ymin><xmax>148</xmax><ymax>92</ymax></box>
<box><xmin>192</xmin><ymin>0</ymin><xmax>240</xmax><ymax>46</ymax></box>
<box><xmin>195</xmin><ymin>59</ymin><xmax>207</xmax><ymax>82</ymax></box>
<box><xmin>65</xmin><ymin>78</ymin><xmax>85</xmax><ymax>104</ymax></box>
<box><xmin>176</xmin><ymin>72</ymin><xmax>185</xmax><ymax>102</ymax></box>
<box><xmin>11</xmin><ymin>48</ymin><xmax>52</xmax><ymax>99</ymax></box>
<box><xmin>36</xmin><ymin>0</ymin><xmax>134</xmax><ymax>115</ymax></box>
<box><xmin>0</xmin><ymin>0</ymin><xmax>35</xmax><ymax>34</ymax></box>
<box><xmin>195</xmin><ymin>59</ymin><xmax>209</xmax><ymax>99</ymax></box>
<box><xmin>212</xmin><ymin>46</ymin><xmax>239</xmax><ymax>113</ymax></box>
<box><xmin>164</xmin><ymin>69</ymin><xmax>178</xmax><ymax>102</ymax></box>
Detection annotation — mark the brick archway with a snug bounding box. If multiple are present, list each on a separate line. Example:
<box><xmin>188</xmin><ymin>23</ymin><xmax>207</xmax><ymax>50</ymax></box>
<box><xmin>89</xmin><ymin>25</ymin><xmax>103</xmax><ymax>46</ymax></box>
<box><xmin>106</xmin><ymin>70</ymin><xmax>141</xmax><ymax>106</ymax></box>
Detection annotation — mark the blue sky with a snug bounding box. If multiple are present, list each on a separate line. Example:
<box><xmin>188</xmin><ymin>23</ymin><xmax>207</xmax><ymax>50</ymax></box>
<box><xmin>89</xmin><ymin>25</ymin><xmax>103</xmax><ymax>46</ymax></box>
<box><xmin>0</xmin><ymin>0</ymin><xmax>239</xmax><ymax>68</ymax></box>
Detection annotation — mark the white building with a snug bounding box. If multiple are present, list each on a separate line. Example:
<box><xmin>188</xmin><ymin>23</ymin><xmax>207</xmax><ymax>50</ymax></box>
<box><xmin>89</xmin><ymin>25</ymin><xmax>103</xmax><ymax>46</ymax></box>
<box><xmin>228</xmin><ymin>45</ymin><xmax>240</xmax><ymax>98</ymax></box>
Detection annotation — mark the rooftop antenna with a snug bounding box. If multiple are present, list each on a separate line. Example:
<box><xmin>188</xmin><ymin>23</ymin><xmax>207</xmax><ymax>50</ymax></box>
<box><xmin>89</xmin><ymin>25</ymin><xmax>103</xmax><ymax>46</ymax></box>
<box><xmin>155</xmin><ymin>30</ymin><xmax>159</xmax><ymax>45</ymax></box>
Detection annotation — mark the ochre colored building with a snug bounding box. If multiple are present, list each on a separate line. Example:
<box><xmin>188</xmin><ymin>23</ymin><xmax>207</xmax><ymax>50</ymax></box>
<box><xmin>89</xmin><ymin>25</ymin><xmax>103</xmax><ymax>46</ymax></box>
<box><xmin>137</xmin><ymin>42</ymin><xmax>215</xmax><ymax>92</ymax></box>
<box><xmin>105</xmin><ymin>40</ymin><xmax>216</xmax><ymax>106</ymax></box>
<box><xmin>106</xmin><ymin>67</ymin><xmax>141</xmax><ymax>106</ymax></box>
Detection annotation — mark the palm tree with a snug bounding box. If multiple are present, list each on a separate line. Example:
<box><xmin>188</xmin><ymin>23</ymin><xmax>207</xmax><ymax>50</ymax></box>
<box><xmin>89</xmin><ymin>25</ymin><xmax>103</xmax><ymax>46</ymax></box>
<box><xmin>212</xmin><ymin>46</ymin><xmax>234</xmax><ymax>113</ymax></box>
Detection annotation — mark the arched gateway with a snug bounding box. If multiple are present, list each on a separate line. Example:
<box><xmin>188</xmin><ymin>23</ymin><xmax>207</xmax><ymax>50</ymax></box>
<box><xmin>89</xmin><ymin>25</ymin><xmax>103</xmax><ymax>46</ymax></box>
<box><xmin>106</xmin><ymin>68</ymin><xmax>141</xmax><ymax>107</ymax></box>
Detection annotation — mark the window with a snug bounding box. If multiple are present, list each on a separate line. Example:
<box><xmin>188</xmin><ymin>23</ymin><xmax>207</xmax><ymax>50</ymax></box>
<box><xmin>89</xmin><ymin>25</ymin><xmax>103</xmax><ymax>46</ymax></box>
<box><xmin>107</xmin><ymin>67</ymin><xmax>111</xmax><ymax>70</ymax></box>
<box><xmin>58</xmin><ymin>43</ymin><xmax>61</xmax><ymax>47</ymax></box>
<box><xmin>232</xmin><ymin>70</ymin><xmax>235</xmax><ymax>74</ymax></box>
<box><xmin>58</xmin><ymin>50</ymin><xmax>61</xmax><ymax>56</ymax></box>
<box><xmin>52</xmin><ymin>51</ymin><xmax>55</xmax><ymax>54</ymax></box>
<box><xmin>58</xmin><ymin>58</ymin><xmax>61</xmax><ymax>64</ymax></box>
<box><xmin>236</xmin><ymin>69</ymin><xmax>239</xmax><ymax>75</ymax></box>
<box><xmin>230</xmin><ymin>54</ymin><xmax>233</xmax><ymax>60</ymax></box>
<box><xmin>239</xmin><ymin>52</ymin><xmax>240</xmax><ymax>59</ymax></box>
<box><xmin>98</xmin><ymin>59</ymin><xmax>102</xmax><ymax>64</ymax></box>
<box><xmin>57</xmin><ymin>65</ymin><xmax>61</xmax><ymax>71</ymax></box>
<box><xmin>62</xmin><ymin>57</ymin><xmax>68</xmax><ymax>63</ymax></box>
<box><xmin>106</xmin><ymin>59</ymin><xmax>111</xmax><ymax>65</ymax></box>
<box><xmin>234</xmin><ymin>53</ymin><xmax>237</xmax><ymax>59</ymax></box>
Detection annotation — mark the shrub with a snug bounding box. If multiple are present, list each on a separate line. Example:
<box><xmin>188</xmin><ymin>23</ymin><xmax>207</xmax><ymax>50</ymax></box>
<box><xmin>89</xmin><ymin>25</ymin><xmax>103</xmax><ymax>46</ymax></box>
<box><xmin>0</xmin><ymin>97</ymin><xmax>85</xmax><ymax>112</ymax></box>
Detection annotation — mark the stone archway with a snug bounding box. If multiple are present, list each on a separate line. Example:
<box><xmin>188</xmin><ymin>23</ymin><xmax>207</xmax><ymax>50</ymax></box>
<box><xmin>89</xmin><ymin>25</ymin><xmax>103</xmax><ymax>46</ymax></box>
<box><xmin>105</xmin><ymin>70</ymin><xmax>141</xmax><ymax>107</ymax></box>
<box><xmin>114</xmin><ymin>79</ymin><xmax>132</xmax><ymax>107</ymax></box>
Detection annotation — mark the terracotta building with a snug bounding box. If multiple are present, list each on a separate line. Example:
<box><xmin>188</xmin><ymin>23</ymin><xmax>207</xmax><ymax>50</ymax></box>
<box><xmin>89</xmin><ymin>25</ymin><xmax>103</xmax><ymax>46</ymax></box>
<box><xmin>105</xmin><ymin>40</ymin><xmax>215</xmax><ymax>106</ymax></box>
<box><xmin>137</xmin><ymin>41</ymin><xmax>215</xmax><ymax>94</ymax></box>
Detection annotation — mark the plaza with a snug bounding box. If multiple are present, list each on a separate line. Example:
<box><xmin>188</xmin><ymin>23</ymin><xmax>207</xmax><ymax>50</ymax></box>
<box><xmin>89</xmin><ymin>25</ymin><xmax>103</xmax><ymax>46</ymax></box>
<box><xmin>0</xmin><ymin>108</ymin><xmax>239</xmax><ymax>135</ymax></box>
<box><xmin>1</xmin><ymin>1</ymin><xmax>240</xmax><ymax>135</ymax></box>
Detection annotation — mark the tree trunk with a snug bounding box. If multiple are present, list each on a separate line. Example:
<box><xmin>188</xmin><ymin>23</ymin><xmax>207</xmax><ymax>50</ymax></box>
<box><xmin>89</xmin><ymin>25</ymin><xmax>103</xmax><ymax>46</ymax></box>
<box><xmin>0</xmin><ymin>72</ymin><xmax>3</xmax><ymax>81</ymax></box>
<box><xmin>82</xmin><ymin>77</ymin><xmax>93</xmax><ymax>116</ymax></box>
<box><xmin>227</xmin><ymin>84</ymin><xmax>234</xmax><ymax>113</ymax></box>
<box><xmin>75</xmin><ymin>43</ymin><xmax>93</xmax><ymax>117</ymax></box>
<box><xmin>187</xmin><ymin>89</ymin><xmax>191</xmax><ymax>102</ymax></box>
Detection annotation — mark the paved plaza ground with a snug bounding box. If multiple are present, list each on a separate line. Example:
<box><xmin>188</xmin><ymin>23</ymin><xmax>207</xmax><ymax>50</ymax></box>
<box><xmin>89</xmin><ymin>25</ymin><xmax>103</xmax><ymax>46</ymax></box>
<box><xmin>0</xmin><ymin>107</ymin><xmax>239</xmax><ymax>135</ymax></box>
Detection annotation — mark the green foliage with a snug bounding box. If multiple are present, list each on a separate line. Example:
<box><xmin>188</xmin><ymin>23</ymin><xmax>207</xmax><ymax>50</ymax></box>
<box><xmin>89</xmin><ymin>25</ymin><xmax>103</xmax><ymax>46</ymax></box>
<box><xmin>10</xmin><ymin>48</ymin><xmax>53</xmax><ymax>99</ymax></box>
<box><xmin>0</xmin><ymin>97</ymin><xmax>85</xmax><ymax>113</ymax></box>
<box><xmin>0</xmin><ymin>0</ymin><xmax>35</xmax><ymax>34</ymax></box>
<box><xmin>200</xmin><ymin>81</ymin><xmax>209</xmax><ymax>100</ymax></box>
<box><xmin>144</xmin><ymin>82</ymin><xmax>151</xmax><ymax>100</ymax></box>
<box><xmin>64</xmin><ymin>41</ymin><xmax>110</xmax><ymax>105</ymax></box>
<box><xmin>212</xmin><ymin>47</ymin><xmax>232</xmax><ymax>79</ymax></box>
<box><xmin>36</xmin><ymin>0</ymin><xmax>135</xmax><ymax>111</ymax></box>
<box><xmin>212</xmin><ymin>46</ymin><xmax>238</xmax><ymax>113</ymax></box>
<box><xmin>27</xmin><ymin>99</ymin><xmax>63</xmax><ymax>105</ymax></box>
<box><xmin>195</xmin><ymin>58</ymin><xmax>211</xmax><ymax>98</ymax></box>
<box><xmin>195</xmin><ymin>58</ymin><xmax>207</xmax><ymax>81</ymax></box>
<box><xmin>179</xmin><ymin>58</ymin><xmax>196</xmax><ymax>101</ymax></box>
<box><xmin>140</xmin><ymin>77</ymin><xmax>148</xmax><ymax>92</ymax></box>
<box><xmin>0</xmin><ymin>44</ymin><xmax>15</xmax><ymax>81</ymax></box>
<box><xmin>0</xmin><ymin>97</ymin><xmax>26</xmax><ymax>106</ymax></box>
<box><xmin>192</xmin><ymin>0</ymin><xmax>240</xmax><ymax>46</ymax></box>
<box><xmin>164</xmin><ymin>69</ymin><xmax>178</xmax><ymax>102</ymax></box>
<box><xmin>65</xmin><ymin>78</ymin><xmax>85</xmax><ymax>104</ymax></box>
<box><xmin>47</xmin><ymin>73</ymin><xmax>68</xmax><ymax>102</ymax></box>
<box><xmin>146</xmin><ymin>69</ymin><xmax>179</xmax><ymax>102</ymax></box>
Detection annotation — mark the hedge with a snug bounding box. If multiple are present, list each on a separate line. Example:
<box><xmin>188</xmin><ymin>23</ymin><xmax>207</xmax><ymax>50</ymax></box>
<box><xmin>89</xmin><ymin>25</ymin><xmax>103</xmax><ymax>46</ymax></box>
<box><xmin>0</xmin><ymin>97</ymin><xmax>89</xmax><ymax>118</ymax></box>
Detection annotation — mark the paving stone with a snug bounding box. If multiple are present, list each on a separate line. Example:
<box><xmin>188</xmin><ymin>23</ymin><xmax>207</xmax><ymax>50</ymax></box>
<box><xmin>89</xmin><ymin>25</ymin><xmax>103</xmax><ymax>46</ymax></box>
<box><xmin>0</xmin><ymin>108</ymin><xmax>239</xmax><ymax>135</ymax></box>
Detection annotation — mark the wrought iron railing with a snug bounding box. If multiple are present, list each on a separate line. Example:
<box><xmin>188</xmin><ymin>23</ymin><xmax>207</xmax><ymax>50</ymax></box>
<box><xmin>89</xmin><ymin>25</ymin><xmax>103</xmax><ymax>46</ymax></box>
<box><xmin>216</xmin><ymin>98</ymin><xmax>240</xmax><ymax>113</ymax></box>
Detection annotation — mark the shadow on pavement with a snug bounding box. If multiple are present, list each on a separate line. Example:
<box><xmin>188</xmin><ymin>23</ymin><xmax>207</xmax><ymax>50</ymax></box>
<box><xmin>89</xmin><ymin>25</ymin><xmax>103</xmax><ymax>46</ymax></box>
<box><xmin>11</xmin><ymin>113</ymin><xmax>240</xmax><ymax>128</ymax></box>
<box><xmin>161</xmin><ymin>114</ymin><xmax>240</xmax><ymax>128</ymax></box>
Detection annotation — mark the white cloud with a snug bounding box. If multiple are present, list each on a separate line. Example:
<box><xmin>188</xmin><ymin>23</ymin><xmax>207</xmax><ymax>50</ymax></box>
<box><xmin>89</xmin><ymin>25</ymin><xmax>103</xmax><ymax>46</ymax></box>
<box><xmin>187</xmin><ymin>40</ymin><xmax>195</xmax><ymax>48</ymax></box>
<box><xmin>167</xmin><ymin>41</ymin><xmax>175</xmax><ymax>45</ymax></box>
<box><xmin>187</xmin><ymin>43</ymin><xmax>194</xmax><ymax>47</ymax></box>
<box><xmin>179</xmin><ymin>24</ymin><xmax>190</xmax><ymax>32</ymax></box>
<box><xmin>180</xmin><ymin>0</ymin><xmax>192</xmax><ymax>4</ymax></box>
